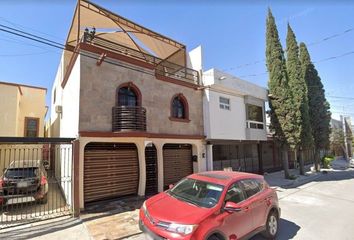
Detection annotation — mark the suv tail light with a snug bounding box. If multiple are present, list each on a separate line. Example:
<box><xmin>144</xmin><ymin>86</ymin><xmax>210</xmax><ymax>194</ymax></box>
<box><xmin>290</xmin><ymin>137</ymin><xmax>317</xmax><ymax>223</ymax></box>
<box><xmin>0</xmin><ymin>179</ymin><xmax>3</xmax><ymax>188</ymax></box>
<box><xmin>41</xmin><ymin>176</ymin><xmax>47</xmax><ymax>185</ymax></box>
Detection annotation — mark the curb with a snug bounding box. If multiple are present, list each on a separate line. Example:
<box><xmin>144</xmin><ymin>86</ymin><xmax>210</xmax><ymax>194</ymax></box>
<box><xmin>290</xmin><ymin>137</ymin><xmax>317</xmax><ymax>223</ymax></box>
<box><xmin>279</xmin><ymin>172</ymin><xmax>323</xmax><ymax>188</ymax></box>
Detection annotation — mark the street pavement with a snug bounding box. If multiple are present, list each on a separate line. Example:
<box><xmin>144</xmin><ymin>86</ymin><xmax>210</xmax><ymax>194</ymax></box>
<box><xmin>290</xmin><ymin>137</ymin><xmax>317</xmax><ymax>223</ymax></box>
<box><xmin>251</xmin><ymin>169</ymin><xmax>354</xmax><ymax>240</ymax></box>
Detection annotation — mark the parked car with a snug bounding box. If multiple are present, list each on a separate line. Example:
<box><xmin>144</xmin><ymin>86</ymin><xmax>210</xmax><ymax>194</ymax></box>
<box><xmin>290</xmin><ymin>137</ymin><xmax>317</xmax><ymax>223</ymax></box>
<box><xmin>139</xmin><ymin>171</ymin><xmax>280</xmax><ymax>240</ymax></box>
<box><xmin>0</xmin><ymin>160</ymin><xmax>49</xmax><ymax>206</ymax></box>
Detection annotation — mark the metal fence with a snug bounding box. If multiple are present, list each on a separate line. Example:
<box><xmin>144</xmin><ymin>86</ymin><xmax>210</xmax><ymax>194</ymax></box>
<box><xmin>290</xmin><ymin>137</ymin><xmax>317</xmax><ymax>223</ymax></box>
<box><xmin>0</xmin><ymin>137</ymin><xmax>74</xmax><ymax>229</ymax></box>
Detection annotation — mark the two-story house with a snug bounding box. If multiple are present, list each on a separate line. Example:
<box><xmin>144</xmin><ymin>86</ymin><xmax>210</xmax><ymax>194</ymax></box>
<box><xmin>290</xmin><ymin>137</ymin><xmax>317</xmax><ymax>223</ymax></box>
<box><xmin>0</xmin><ymin>81</ymin><xmax>47</xmax><ymax>137</ymax></box>
<box><xmin>50</xmin><ymin>0</ymin><xmax>206</xmax><ymax>209</ymax></box>
<box><xmin>202</xmin><ymin>69</ymin><xmax>268</xmax><ymax>174</ymax></box>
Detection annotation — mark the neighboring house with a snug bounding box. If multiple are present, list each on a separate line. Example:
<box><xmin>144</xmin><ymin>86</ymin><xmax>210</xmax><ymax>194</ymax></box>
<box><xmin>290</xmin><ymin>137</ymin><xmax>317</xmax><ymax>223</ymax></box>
<box><xmin>202</xmin><ymin>69</ymin><xmax>269</xmax><ymax>173</ymax></box>
<box><xmin>0</xmin><ymin>81</ymin><xmax>47</xmax><ymax>171</ymax></box>
<box><xmin>50</xmin><ymin>0</ymin><xmax>205</xmax><ymax>209</ymax></box>
<box><xmin>0</xmin><ymin>81</ymin><xmax>47</xmax><ymax>137</ymax></box>
<box><xmin>331</xmin><ymin>116</ymin><xmax>353</xmax><ymax>159</ymax></box>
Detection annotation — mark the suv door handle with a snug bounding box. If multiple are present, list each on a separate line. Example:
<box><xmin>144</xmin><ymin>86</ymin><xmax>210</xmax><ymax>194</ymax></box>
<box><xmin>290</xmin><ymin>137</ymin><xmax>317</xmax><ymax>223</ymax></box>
<box><xmin>244</xmin><ymin>206</ymin><xmax>250</xmax><ymax>212</ymax></box>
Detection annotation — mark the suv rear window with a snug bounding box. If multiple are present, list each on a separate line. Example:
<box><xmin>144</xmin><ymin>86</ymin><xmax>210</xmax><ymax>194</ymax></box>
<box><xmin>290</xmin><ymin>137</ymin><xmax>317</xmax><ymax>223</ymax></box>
<box><xmin>5</xmin><ymin>167</ymin><xmax>38</xmax><ymax>179</ymax></box>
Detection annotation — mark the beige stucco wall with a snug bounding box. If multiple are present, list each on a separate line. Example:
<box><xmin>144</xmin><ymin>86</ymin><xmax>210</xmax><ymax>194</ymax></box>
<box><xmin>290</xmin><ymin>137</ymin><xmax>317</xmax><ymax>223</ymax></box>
<box><xmin>0</xmin><ymin>83</ymin><xmax>46</xmax><ymax>137</ymax></box>
<box><xmin>79</xmin><ymin>53</ymin><xmax>204</xmax><ymax>136</ymax></box>
<box><xmin>17</xmin><ymin>87</ymin><xmax>47</xmax><ymax>137</ymax></box>
<box><xmin>0</xmin><ymin>84</ymin><xmax>19</xmax><ymax>136</ymax></box>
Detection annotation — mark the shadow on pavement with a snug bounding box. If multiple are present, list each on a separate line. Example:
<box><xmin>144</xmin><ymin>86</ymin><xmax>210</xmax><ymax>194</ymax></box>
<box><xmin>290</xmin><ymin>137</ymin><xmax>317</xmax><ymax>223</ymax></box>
<box><xmin>282</xmin><ymin>169</ymin><xmax>354</xmax><ymax>190</ymax></box>
<box><xmin>0</xmin><ymin>216</ymin><xmax>82</xmax><ymax>240</ymax></box>
<box><xmin>80</xmin><ymin>195</ymin><xmax>145</xmax><ymax>223</ymax></box>
<box><xmin>251</xmin><ymin>218</ymin><xmax>300</xmax><ymax>240</ymax></box>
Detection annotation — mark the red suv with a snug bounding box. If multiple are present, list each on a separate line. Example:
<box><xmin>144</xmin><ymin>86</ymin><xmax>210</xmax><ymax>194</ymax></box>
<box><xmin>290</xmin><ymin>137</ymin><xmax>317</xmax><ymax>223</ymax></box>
<box><xmin>139</xmin><ymin>171</ymin><xmax>280</xmax><ymax>240</ymax></box>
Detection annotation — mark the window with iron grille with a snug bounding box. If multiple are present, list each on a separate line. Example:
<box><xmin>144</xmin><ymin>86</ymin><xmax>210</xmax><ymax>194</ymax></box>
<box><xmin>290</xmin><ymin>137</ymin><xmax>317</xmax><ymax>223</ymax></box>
<box><xmin>24</xmin><ymin>117</ymin><xmax>39</xmax><ymax>137</ymax></box>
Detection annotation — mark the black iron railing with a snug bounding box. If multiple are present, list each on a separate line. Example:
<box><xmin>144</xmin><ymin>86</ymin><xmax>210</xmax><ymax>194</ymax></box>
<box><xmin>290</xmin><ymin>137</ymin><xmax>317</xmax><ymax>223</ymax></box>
<box><xmin>112</xmin><ymin>106</ymin><xmax>147</xmax><ymax>132</ymax></box>
<box><xmin>81</xmin><ymin>34</ymin><xmax>200</xmax><ymax>85</ymax></box>
<box><xmin>155</xmin><ymin>60</ymin><xmax>199</xmax><ymax>85</ymax></box>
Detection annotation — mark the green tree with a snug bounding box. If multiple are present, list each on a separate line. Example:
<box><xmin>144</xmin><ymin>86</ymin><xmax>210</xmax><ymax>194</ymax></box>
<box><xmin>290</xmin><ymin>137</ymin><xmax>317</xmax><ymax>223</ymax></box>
<box><xmin>299</xmin><ymin>42</ymin><xmax>331</xmax><ymax>171</ymax></box>
<box><xmin>266</xmin><ymin>9</ymin><xmax>292</xmax><ymax>179</ymax></box>
<box><xmin>286</xmin><ymin>24</ymin><xmax>313</xmax><ymax>175</ymax></box>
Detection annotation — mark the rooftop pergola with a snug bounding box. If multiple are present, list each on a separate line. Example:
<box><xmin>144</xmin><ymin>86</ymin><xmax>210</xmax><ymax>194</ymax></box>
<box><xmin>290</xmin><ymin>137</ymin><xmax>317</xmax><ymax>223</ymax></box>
<box><xmin>65</xmin><ymin>0</ymin><xmax>187</xmax><ymax>66</ymax></box>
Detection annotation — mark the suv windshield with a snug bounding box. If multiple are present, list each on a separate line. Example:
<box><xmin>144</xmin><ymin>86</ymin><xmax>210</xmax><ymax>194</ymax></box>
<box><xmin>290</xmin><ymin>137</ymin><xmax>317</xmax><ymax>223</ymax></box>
<box><xmin>168</xmin><ymin>178</ymin><xmax>224</xmax><ymax>208</ymax></box>
<box><xmin>5</xmin><ymin>167</ymin><xmax>38</xmax><ymax>179</ymax></box>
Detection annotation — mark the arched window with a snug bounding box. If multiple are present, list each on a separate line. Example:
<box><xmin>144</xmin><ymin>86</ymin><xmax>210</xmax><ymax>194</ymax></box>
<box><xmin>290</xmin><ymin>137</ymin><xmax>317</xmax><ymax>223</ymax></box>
<box><xmin>118</xmin><ymin>87</ymin><xmax>137</xmax><ymax>106</ymax></box>
<box><xmin>172</xmin><ymin>97</ymin><xmax>185</xmax><ymax>118</ymax></box>
<box><xmin>116</xmin><ymin>82</ymin><xmax>141</xmax><ymax>107</ymax></box>
<box><xmin>170</xmin><ymin>94</ymin><xmax>189</xmax><ymax>121</ymax></box>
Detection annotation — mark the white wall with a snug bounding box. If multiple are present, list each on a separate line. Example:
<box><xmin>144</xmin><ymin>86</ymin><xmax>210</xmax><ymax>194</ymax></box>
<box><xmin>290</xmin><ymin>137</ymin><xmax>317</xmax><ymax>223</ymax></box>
<box><xmin>204</xmin><ymin>89</ymin><xmax>247</xmax><ymax>140</ymax></box>
<box><xmin>187</xmin><ymin>45</ymin><xmax>203</xmax><ymax>71</ymax></box>
<box><xmin>203</xmin><ymin>68</ymin><xmax>267</xmax><ymax>141</ymax></box>
<box><xmin>60</xmin><ymin>56</ymin><xmax>80</xmax><ymax>138</ymax></box>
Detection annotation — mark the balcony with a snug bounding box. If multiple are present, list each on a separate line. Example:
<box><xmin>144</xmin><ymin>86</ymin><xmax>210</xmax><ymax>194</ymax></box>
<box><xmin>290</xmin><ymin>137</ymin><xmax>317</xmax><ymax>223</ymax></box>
<box><xmin>81</xmin><ymin>34</ymin><xmax>199</xmax><ymax>85</ymax></box>
<box><xmin>246</xmin><ymin>120</ymin><xmax>267</xmax><ymax>141</ymax></box>
<box><xmin>112</xmin><ymin>106</ymin><xmax>147</xmax><ymax>132</ymax></box>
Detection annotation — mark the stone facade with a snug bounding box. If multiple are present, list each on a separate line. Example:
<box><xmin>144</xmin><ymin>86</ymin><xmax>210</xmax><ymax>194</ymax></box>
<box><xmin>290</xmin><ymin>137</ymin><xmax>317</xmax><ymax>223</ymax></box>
<box><xmin>79</xmin><ymin>52</ymin><xmax>204</xmax><ymax>136</ymax></box>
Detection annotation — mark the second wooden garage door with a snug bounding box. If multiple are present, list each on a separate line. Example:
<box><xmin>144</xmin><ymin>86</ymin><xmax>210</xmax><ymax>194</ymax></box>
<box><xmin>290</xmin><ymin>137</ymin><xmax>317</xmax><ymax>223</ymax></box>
<box><xmin>84</xmin><ymin>143</ymin><xmax>139</xmax><ymax>204</ymax></box>
<box><xmin>163</xmin><ymin>144</ymin><xmax>193</xmax><ymax>189</ymax></box>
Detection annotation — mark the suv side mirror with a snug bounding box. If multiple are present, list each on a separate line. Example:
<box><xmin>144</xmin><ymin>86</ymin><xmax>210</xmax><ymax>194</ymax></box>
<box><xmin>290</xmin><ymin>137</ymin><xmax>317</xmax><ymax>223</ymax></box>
<box><xmin>224</xmin><ymin>201</ymin><xmax>242</xmax><ymax>213</ymax></box>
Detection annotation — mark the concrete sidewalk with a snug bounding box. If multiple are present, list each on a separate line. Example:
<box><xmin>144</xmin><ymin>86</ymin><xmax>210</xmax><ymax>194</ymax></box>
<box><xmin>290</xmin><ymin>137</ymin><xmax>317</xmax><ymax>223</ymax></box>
<box><xmin>264</xmin><ymin>165</ymin><xmax>322</xmax><ymax>189</ymax></box>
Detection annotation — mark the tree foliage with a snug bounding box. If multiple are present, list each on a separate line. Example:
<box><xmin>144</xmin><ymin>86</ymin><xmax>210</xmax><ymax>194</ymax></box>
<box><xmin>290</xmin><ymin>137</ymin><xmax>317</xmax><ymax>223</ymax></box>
<box><xmin>286</xmin><ymin>24</ymin><xmax>314</xmax><ymax>175</ymax></box>
<box><xmin>266</xmin><ymin>9</ymin><xmax>292</xmax><ymax>178</ymax></box>
<box><xmin>299</xmin><ymin>43</ymin><xmax>331</xmax><ymax>151</ymax></box>
<box><xmin>266</xmin><ymin>9</ymin><xmax>292</xmax><ymax>146</ymax></box>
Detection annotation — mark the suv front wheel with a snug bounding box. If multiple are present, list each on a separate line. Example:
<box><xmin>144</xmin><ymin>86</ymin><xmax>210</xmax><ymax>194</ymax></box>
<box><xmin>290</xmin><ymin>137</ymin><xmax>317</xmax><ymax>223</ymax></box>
<box><xmin>262</xmin><ymin>210</ymin><xmax>278</xmax><ymax>239</ymax></box>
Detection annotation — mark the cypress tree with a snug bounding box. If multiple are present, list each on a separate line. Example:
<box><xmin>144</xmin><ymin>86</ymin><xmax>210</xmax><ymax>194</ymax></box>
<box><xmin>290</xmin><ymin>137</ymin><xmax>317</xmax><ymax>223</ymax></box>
<box><xmin>299</xmin><ymin>42</ymin><xmax>331</xmax><ymax>171</ymax></box>
<box><xmin>286</xmin><ymin>24</ymin><xmax>313</xmax><ymax>175</ymax></box>
<box><xmin>266</xmin><ymin>9</ymin><xmax>292</xmax><ymax>179</ymax></box>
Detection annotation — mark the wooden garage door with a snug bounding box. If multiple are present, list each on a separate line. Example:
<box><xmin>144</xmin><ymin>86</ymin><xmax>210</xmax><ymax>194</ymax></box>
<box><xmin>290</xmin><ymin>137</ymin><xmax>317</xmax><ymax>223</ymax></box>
<box><xmin>163</xmin><ymin>144</ymin><xmax>193</xmax><ymax>189</ymax></box>
<box><xmin>84</xmin><ymin>143</ymin><xmax>139</xmax><ymax>203</ymax></box>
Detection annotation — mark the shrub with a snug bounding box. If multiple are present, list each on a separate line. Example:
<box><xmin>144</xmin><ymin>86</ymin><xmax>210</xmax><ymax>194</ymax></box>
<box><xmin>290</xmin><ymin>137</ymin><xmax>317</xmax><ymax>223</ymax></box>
<box><xmin>322</xmin><ymin>155</ymin><xmax>335</xmax><ymax>168</ymax></box>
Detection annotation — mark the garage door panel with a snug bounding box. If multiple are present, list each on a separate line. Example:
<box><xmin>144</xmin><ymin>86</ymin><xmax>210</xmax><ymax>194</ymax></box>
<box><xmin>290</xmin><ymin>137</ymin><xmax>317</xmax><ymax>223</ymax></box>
<box><xmin>163</xmin><ymin>145</ymin><xmax>193</xmax><ymax>189</ymax></box>
<box><xmin>84</xmin><ymin>143</ymin><xmax>139</xmax><ymax>204</ymax></box>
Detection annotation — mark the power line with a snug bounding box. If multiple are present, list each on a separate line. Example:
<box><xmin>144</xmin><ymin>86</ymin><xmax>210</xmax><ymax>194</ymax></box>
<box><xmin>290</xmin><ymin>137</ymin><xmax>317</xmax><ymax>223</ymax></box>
<box><xmin>0</xmin><ymin>51</ymin><xmax>51</xmax><ymax>57</ymax></box>
<box><xmin>0</xmin><ymin>24</ymin><xmax>157</xmax><ymax>78</ymax></box>
<box><xmin>327</xmin><ymin>95</ymin><xmax>354</xmax><ymax>100</ymax></box>
<box><xmin>0</xmin><ymin>17</ymin><xmax>66</xmax><ymax>42</ymax></box>
<box><xmin>221</xmin><ymin>26</ymin><xmax>354</xmax><ymax>72</ymax></box>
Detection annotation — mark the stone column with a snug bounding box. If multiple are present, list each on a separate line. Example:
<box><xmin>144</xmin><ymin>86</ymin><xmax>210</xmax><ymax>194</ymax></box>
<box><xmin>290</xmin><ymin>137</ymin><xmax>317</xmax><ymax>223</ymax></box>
<box><xmin>137</xmin><ymin>141</ymin><xmax>146</xmax><ymax>196</ymax></box>
<box><xmin>206</xmin><ymin>144</ymin><xmax>213</xmax><ymax>171</ymax></box>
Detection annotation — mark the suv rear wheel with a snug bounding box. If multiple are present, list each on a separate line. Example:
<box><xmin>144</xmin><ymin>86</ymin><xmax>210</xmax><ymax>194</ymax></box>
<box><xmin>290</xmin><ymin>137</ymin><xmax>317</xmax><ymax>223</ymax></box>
<box><xmin>262</xmin><ymin>210</ymin><xmax>278</xmax><ymax>239</ymax></box>
<box><xmin>207</xmin><ymin>235</ymin><xmax>222</xmax><ymax>240</ymax></box>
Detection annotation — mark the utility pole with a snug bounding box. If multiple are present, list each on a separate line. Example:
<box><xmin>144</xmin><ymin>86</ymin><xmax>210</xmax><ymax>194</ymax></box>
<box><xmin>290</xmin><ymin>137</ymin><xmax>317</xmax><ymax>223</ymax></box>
<box><xmin>341</xmin><ymin>115</ymin><xmax>349</xmax><ymax>161</ymax></box>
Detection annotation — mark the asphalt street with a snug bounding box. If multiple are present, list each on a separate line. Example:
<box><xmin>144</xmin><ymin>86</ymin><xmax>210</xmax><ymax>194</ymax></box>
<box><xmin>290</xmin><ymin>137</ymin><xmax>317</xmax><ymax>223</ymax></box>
<box><xmin>251</xmin><ymin>169</ymin><xmax>354</xmax><ymax>240</ymax></box>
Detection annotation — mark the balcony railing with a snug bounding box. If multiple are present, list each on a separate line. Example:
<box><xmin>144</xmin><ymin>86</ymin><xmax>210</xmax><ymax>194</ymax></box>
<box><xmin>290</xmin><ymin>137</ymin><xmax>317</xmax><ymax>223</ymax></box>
<box><xmin>81</xmin><ymin>33</ymin><xmax>200</xmax><ymax>85</ymax></box>
<box><xmin>112</xmin><ymin>106</ymin><xmax>147</xmax><ymax>132</ymax></box>
<box><xmin>246</xmin><ymin>120</ymin><xmax>265</xmax><ymax>130</ymax></box>
<box><xmin>155</xmin><ymin>60</ymin><xmax>200</xmax><ymax>85</ymax></box>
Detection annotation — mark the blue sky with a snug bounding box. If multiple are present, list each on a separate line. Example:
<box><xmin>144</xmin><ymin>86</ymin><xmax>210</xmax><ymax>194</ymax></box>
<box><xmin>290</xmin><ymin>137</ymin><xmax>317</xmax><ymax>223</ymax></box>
<box><xmin>0</xmin><ymin>1</ymin><xmax>353</xmax><ymax>120</ymax></box>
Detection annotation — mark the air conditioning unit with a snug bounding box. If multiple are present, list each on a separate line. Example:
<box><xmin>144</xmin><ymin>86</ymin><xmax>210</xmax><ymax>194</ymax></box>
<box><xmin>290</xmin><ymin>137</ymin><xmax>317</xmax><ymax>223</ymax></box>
<box><xmin>55</xmin><ymin>105</ymin><xmax>62</xmax><ymax>113</ymax></box>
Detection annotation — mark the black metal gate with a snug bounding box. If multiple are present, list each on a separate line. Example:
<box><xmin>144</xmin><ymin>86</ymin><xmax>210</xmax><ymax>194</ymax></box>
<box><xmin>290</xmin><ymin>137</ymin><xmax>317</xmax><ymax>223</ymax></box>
<box><xmin>145</xmin><ymin>144</ymin><xmax>158</xmax><ymax>196</ymax></box>
<box><xmin>0</xmin><ymin>137</ymin><xmax>74</xmax><ymax>229</ymax></box>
